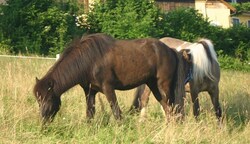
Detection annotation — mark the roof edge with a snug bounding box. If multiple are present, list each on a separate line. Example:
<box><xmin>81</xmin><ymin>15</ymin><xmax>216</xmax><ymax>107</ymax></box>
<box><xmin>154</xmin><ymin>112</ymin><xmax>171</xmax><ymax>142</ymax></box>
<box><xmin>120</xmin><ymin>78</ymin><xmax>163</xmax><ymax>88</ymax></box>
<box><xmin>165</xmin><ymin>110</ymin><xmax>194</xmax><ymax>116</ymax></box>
<box><xmin>219</xmin><ymin>0</ymin><xmax>236</xmax><ymax>12</ymax></box>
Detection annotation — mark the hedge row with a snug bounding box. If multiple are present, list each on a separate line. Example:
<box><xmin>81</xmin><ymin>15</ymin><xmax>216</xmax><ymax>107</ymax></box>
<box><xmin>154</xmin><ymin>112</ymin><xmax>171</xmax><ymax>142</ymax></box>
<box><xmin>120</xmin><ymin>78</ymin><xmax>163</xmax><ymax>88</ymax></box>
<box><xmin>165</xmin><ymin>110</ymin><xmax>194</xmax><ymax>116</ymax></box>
<box><xmin>0</xmin><ymin>0</ymin><xmax>249</xmax><ymax>71</ymax></box>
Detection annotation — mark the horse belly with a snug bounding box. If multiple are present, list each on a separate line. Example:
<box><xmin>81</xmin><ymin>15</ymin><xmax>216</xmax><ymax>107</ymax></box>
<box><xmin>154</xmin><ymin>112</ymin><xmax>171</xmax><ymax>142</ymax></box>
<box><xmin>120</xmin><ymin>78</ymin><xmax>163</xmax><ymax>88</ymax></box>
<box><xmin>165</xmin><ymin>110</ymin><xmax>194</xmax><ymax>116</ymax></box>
<box><xmin>112</xmin><ymin>55</ymin><xmax>155</xmax><ymax>90</ymax></box>
<box><xmin>114</xmin><ymin>72</ymin><xmax>153</xmax><ymax>90</ymax></box>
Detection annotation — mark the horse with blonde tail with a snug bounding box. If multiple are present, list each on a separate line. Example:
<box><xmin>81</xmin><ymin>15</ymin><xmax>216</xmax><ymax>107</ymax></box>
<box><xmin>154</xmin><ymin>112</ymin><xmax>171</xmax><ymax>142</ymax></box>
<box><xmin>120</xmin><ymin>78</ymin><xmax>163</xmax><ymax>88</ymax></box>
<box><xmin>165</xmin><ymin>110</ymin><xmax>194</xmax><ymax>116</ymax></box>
<box><xmin>131</xmin><ymin>37</ymin><xmax>222</xmax><ymax>121</ymax></box>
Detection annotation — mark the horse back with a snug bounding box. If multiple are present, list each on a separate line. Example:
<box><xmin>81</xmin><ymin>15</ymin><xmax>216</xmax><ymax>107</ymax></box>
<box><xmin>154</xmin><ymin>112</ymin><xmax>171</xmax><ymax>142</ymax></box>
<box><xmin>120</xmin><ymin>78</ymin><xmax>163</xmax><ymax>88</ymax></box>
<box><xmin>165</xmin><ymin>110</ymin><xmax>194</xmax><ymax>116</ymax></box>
<box><xmin>91</xmin><ymin>38</ymin><xmax>177</xmax><ymax>90</ymax></box>
<box><xmin>113</xmin><ymin>38</ymin><xmax>177</xmax><ymax>71</ymax></box>
<box><xmin>160</xmin><ymin>37</ymin><xmax>192</xmax><ymax>50</ymax></box>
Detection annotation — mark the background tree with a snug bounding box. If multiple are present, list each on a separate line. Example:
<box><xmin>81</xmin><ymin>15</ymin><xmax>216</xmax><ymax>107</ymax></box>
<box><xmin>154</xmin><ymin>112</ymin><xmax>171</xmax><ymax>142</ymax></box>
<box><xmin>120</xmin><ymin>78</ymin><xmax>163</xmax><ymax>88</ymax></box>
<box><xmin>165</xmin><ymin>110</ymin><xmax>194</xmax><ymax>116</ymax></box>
<box><xmin>0</xmin><ymin>0</ymin><xmax>85</xmax><ymax>56</ymax></box>
<box><xmin>87</xmin><ymin>0</ymin><xmax>163</xmax><ymax>39</ymax></box>
<box><xmin>0</xmin><ymin>0</ymin><xmax>249</xmax><ymax>71</ymax></box>
<box><xmin>232</xmin><ymin>2</ymin><xmax>250</xmax><ymax>13</ymax></box>
<box><xmin>160</xmin><ymin>8</ymin><xmax>212</xmax><ymax>41</ymax></box>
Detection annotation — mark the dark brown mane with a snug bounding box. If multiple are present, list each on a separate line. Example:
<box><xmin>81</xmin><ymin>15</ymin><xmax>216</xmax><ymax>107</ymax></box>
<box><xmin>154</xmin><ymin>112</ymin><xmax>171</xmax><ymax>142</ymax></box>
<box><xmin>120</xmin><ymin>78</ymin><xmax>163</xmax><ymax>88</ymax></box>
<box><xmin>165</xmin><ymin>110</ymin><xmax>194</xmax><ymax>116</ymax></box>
<box><xmin>44</xmin><ymin>33</ymin><xmax>115</xmax><ymax>94</ymax></box>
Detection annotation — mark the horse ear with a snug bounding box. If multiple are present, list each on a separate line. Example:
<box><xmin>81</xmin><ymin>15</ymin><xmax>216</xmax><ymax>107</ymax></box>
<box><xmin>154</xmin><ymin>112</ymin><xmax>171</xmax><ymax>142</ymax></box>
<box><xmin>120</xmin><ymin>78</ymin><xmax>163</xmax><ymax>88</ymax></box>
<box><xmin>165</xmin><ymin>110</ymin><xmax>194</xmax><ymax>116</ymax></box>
<box><xmin>182</xmin><ymin>50</ymin><xmax>191</xmax><ymax>63</ymax></box>
<box><xmin>36</xmin><ymin>77</ymin><xmax>40</xmax><ymax>83</ymax></box>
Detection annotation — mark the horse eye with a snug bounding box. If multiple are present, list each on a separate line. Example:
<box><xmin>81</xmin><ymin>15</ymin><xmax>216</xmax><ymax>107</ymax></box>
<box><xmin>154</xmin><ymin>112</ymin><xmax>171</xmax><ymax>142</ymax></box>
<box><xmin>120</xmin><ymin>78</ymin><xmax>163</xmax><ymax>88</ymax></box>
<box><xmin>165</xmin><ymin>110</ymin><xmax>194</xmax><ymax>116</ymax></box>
<box><xmin>36</xmin><ymin>92</ymin><xmax>39</xmax><ymax>97</ymax></box>
<box><xmin>36</xmin><ymin>92</ymin><xmax>42</xmax><ymax>101</ymax></box>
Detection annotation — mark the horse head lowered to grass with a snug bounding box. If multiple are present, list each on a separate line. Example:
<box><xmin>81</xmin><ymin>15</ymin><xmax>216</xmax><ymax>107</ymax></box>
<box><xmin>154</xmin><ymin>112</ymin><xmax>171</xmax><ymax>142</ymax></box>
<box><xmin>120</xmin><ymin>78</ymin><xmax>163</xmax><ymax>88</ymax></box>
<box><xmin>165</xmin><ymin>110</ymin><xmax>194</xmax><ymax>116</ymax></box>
<box><xmin>130</xmin><ymin>37</ymin><xmax>222</xmax><ymax>121</ymax></box>
<box><xmin>33</xmin><ymin>33</ymin><xmax>191</xmax><ymax>125</ymax></box>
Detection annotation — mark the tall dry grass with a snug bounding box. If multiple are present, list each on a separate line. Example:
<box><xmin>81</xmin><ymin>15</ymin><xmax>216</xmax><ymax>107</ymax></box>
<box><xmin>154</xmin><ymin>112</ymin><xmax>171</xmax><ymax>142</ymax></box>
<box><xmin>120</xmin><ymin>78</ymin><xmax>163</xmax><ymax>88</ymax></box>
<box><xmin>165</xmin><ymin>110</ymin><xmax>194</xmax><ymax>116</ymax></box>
<box><xmin>0</xmin><ymin>57</ymin><xmax>250</xmax><ymax>143</ymax></box>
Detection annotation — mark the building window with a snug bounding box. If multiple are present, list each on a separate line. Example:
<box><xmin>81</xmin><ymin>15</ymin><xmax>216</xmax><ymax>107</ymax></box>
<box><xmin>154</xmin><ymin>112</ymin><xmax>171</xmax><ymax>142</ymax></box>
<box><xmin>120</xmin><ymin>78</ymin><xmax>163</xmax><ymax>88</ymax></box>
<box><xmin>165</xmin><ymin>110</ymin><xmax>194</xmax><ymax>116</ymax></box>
<box><xmin>232</xmin><ymin>18</ymin><xmax>240</xmax><ymax>26</ymax></box>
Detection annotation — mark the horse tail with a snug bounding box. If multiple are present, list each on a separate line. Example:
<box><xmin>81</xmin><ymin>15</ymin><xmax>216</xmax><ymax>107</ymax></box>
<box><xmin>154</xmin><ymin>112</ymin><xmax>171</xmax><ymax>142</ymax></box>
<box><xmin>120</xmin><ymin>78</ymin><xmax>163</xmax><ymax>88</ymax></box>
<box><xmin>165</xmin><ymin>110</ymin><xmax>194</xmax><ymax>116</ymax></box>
<box><xmin>186</xmin><ymin>39</ymin><xmax>218</xmax><ymax>84</ymax></box>
<box><xmin>198</xmin><ymin>39</ymin><xmax>218</xmax><ymax>63</ymax></box>
<box><xmin>173</xmin><ymin>50</ymin><xmax>186</xmax><ymax>116</ymax></box>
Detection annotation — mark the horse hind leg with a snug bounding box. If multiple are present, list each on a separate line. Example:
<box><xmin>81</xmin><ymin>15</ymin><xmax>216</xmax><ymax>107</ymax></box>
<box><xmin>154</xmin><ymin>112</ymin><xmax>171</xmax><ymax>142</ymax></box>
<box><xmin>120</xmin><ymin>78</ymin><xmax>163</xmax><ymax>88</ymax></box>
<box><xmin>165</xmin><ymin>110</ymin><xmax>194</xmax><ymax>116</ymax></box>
<box><xmin>208</xmin><ymin>86</ymin><xmax>222</xmax><ymax>121</ymax></box>
<box><xmin>139</xmin><ymin>86</ymin><xmax>151</xmax><ymax>118</ymax></box>
<box><xmin>129</xmin><ymin>86</ymin><xmax>143</xmax><ymax>112</ymax></box>
<box><xmin>129</xmin><ymin>84</ymin><xmax>150</xmax><ymax>112</ymax></box>
<box><xmin>134</xmin><ymin>85</ymin><xmax>151</xmax><ymax>122</ymax></box>
<box><xmin>190</xmin><ymin>90</ymin><xmax>200</xmax><ymax>119</ymax></box>
<box><xmin>147</xmin><ymin>80</ymin><xmax>171</xmax><ymax>121</ymax></box>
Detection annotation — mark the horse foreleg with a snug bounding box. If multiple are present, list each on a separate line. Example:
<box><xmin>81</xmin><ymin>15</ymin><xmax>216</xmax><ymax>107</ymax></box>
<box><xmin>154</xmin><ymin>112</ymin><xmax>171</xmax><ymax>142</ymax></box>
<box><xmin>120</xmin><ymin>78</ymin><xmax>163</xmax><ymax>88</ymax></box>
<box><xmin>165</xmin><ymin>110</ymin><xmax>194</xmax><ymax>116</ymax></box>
<box><xmin>102</xmin><ymin>85</ymin><xmax>122</xmax><ymax>120</ymax></box>
<box><xmin>86</xmin><ymin>89</ymin><xmax>97</xmax><ymax>119</ymax></box>
<box><xmin>82</xmin><ymin>85</ymin><xmax>97</xmax><ymax>120</ymax></box>
<box><xmin>208</xmin><ymin>86</ymin><xmax>222</xmax><ymax>120</ymax></box>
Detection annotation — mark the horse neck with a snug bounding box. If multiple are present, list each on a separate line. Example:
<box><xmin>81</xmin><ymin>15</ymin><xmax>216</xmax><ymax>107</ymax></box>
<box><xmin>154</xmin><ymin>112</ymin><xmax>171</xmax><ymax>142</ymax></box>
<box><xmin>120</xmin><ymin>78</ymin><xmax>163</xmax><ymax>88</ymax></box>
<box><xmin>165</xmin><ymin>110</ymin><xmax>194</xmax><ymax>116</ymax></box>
<box><xmin>49</xmin><ymin>56</ymin><xmax>90</xmax><ymax>95</ymax></box>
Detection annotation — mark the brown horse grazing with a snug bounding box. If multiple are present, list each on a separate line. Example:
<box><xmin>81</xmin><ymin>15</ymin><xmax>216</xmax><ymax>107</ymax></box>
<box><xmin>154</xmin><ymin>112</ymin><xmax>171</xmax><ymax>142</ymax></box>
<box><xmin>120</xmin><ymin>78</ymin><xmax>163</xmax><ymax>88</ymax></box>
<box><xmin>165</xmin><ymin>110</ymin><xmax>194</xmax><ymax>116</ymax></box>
<box><xmin>33</xmin><ymin>33</ymin><xmax>189</xmax><ymax>124</ymax></box>
<box><xmin>131</xmin><ymin>37</ymin><xmax>222</xmax><ymax>121</ymax></box>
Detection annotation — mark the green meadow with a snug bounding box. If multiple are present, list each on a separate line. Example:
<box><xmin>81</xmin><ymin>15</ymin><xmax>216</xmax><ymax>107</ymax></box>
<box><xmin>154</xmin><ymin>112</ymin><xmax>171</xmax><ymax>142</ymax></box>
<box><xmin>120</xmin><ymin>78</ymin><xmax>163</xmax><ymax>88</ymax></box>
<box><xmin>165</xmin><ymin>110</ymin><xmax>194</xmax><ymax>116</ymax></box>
<box><xmin>0</xmin><ymin>56</ymin><xmax>250</xmax><ymax>143</ymax></box>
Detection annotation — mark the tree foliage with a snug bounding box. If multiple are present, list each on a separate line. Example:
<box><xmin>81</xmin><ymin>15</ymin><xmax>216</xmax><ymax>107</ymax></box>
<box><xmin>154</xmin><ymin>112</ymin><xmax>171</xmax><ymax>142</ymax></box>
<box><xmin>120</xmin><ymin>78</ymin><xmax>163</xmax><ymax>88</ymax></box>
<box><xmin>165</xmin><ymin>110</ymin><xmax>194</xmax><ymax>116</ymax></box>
<box><xmin>0</xmin><ymin>0</ymin><xmax>85</xmax><ymax>55</ymax></box>
<box><xmin>0</xmin><ymin>0</ymin><xmax>249</xmax><ymax>70</ymax></box>
<box><xmin>87</xmin><ymin>0</ymin><xmax>163</xmax><ymax>39</ymax></box>
<box><xmin>232</xmin><ymin>2</ymin><xmax>250</xmax><ymax>13</ymax></box>
<box><xmin>160</xmin><ymin>8</ymin><xmax>212</xmax><ymax>41</ymax></box>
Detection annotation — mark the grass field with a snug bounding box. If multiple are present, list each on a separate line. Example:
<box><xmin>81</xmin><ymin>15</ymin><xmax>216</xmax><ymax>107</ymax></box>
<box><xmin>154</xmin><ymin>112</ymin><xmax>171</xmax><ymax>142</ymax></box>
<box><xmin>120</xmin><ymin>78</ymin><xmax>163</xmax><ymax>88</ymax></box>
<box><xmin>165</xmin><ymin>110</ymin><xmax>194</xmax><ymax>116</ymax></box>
<box><xmin>0</xmin><ymin>56</ymin><xmax>250</xmax><ymax>143</ymax></box>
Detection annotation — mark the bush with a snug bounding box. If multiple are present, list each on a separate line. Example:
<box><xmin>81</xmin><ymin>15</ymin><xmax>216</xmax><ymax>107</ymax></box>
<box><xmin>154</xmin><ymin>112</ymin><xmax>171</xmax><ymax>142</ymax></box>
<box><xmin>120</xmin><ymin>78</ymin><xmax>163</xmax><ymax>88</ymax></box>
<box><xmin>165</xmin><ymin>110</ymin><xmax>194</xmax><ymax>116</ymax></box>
<box><xmin>0</xmin><ymin>0</ymin><xmax>85</xmax><ymax>56</ymax></box>
<box><xmin>232</xmin><ymin>2</ymin><xmax>250</xmax><ymax>14</ymax></box>
<box><xmin>225</xmin><ymin>25</ymin><xmax>250</xmax><ymax>62</ymax></box>
<box><xmin>0</xmin><ymin>0</ymin><xmax>249</xmax><ymax>71</ymax></box>
<box><xmin>87</xmin><ymin>0</ymin><xmax>163</xmax><ymax>39</ymax></box>
<box><xmin>160</xmin><ymin>8</ymin><xmax>212</xmax><ymax>41</ymax></box>
<box><xmin>0</xmin><ymin>40</ymin><xmax>11</xmax><ymax>55</ymax></box>
<box><xmin>218</xmin><ymin>51</ymin><xmax>250</xmax><ymax>72</ymax></box>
